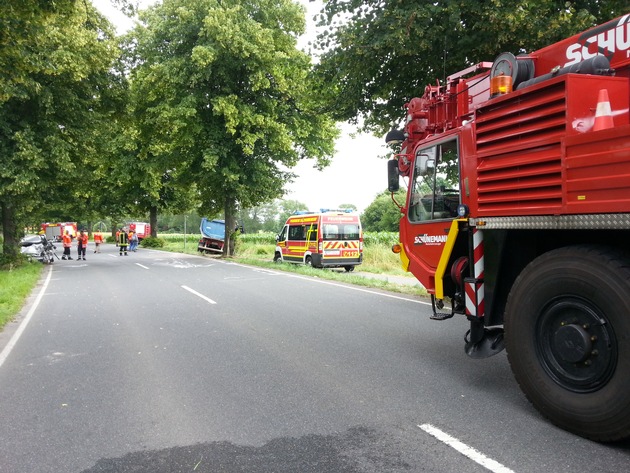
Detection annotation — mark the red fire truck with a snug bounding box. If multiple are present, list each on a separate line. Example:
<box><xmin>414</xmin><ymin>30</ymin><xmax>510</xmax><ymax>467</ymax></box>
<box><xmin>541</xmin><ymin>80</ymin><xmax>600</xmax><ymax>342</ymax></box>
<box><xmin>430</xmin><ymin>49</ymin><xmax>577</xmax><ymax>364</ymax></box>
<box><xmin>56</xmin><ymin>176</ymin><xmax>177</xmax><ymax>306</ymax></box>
<box><xmin>127</xmin><ymin>222</ymin><xmax>151</xmax><ymax>240</ymax></box>
<box><xmin>40</xmin><ymin>222</ymin><xmax>77</xmax><ymax>242</ymax></box>
<box><xmin>386</xmin><ymin>14</ymin><xmax>630</xmax><ymax>441</ymax></box>
<box><xmin>274</xmin><ymin>210</ymin><xmax>363</xmax><ymax>271</ymax></box>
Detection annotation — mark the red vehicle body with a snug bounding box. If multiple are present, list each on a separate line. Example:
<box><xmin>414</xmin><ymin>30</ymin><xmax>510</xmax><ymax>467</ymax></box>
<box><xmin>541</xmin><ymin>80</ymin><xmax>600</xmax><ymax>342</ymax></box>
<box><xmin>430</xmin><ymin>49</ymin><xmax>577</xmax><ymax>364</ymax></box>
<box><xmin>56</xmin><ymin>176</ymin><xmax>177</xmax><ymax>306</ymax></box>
<box><xmin>387</xmin><ymin>14</ymin><xmax>630</xmax><ymax>441</ymax></box>
<box><xmin>274</xmin><ymin>210</ymin><xmax>363</xmax><ymax>271</ymax></box>
<box><xmin>127</xmin><ymin>222</ymin><xmax>151</xmax><ymax>240</ymax></box>
<box><xmin>40</xmin><ymin>222</ymin><xmax>77</xmax><ymax>242</ymax></box>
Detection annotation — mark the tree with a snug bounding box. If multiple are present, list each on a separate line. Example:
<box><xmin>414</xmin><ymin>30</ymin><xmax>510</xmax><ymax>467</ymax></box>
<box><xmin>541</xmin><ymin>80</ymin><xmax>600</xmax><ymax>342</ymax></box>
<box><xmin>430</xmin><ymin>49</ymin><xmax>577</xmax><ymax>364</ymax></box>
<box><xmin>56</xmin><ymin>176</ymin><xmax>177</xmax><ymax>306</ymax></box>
<box><xmin>313</xmin><ymin>0</ymin><xmax>628</xmax><ymax>134</ymax></box>
<box><xmin>361</xmin><ymin>190</ymin><xmax>406</xmax><ymax>232</ymax></box>
<box><xmin>126</xmin><ymin>0</ymin><xmax>338</xmax><ymax>256</ymax></box>
<box><xmin>0</xmin><ymin>0</ymin><xmax>122</xmax><ymax>259</ymax></box>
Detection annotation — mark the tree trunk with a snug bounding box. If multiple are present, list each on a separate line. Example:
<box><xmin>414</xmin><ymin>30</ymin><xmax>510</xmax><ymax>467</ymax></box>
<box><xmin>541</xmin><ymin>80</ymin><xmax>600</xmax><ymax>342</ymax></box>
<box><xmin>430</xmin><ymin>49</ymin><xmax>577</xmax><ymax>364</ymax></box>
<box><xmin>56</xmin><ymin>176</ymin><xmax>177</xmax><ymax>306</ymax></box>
<box><xmin>150</xmin><ymin>206</ymin><xmax>158</xmax><ymax>237</ymax></box>
<box><xmin>223</xmin><ymin>197</ymin><xmax>236</xmax><ymax>257</ymax></box>
<box><xmin>1</xmin><ymin>201</ymin><xmax>20</xmax><ymax>260</ymax></box>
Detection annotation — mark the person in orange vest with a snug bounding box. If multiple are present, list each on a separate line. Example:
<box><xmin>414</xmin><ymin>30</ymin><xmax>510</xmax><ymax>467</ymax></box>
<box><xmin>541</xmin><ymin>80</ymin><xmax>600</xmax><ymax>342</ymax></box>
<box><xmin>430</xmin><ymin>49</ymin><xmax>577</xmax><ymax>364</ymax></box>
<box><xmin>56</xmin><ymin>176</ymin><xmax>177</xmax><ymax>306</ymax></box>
<box><xmin>118</xmin><ymin>228</ymin><xmax>128</xmax><ymax>256</ymax></box>
<box><xmin>77</xmin><ymin>230</ymin><xmax>88</xmax><ymax>260</ymax></box>
<box><xmin>61</xmin><ymin>230</ymin><xmax>73</xmax><ymax>260</ymax></box>
<box><xmin>93</xmin><ymin>231</ymin><xmax>103</xmax><ymax>253</ymax></box>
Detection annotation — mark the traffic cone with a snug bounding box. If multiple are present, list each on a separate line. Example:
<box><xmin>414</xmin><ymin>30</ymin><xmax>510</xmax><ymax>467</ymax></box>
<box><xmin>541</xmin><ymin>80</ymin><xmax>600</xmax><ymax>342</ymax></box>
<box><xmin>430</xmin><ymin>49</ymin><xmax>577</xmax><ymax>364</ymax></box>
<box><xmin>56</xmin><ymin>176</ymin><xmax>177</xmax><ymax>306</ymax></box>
<box><xmin>593</xmin><ymin>89</ymin><xmax>614</xmax><ymax>131</ymax></box>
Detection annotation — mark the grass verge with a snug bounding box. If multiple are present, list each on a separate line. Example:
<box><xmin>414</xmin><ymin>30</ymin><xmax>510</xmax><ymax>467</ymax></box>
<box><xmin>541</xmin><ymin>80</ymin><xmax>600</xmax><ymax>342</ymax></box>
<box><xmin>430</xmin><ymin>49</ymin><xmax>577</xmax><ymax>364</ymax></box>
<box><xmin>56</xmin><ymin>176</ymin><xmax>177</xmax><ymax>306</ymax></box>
<box><xmin>0</xmin><ymin>262</ymin><xmax>44</xmax><ymax>329</ymax></box>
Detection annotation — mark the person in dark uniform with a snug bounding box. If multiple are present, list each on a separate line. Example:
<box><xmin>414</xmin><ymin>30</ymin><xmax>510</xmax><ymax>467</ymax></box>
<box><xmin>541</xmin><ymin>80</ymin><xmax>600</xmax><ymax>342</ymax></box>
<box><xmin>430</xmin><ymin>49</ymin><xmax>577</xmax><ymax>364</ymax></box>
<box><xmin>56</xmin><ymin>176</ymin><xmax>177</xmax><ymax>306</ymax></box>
<box><xmin>118</xmin><ymin>228</ymin><xmax>128</xmax><ymax>256</ymax></box>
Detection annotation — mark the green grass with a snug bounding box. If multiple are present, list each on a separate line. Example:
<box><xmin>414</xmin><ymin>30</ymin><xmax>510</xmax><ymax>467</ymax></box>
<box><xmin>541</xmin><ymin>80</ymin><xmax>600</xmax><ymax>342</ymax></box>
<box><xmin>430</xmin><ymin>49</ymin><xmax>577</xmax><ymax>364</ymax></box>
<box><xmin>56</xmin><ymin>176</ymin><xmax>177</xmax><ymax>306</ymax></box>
<box><xmin>0</xmin><ymin>261</ymin><xmax>44</xmax><ymax>329</ymax></box>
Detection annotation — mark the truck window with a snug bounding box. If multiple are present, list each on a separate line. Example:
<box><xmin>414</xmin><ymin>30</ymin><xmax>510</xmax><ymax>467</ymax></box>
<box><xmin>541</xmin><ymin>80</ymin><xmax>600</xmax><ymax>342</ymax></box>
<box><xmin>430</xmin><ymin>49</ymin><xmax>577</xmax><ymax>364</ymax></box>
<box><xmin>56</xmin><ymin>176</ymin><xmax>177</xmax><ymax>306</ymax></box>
<box><xmin>278</xmin><ymin>226</ymin><xmax>287</xmax><ymax>242</ymax></box>
<box><xmin>408</xmin><ymin>139</ymin><xmax>460</xmax><ymax>222</ymax></box>
<box><xmin>341</xmin><ymin>224</ymin><xmax>360</xmax><ymax>240</ymax></box>
<box><xmin>288</xmin><ymin>225</ymin><xmax>306</xmax><ymax>241</ymax></box>
<box><xmin>307</xmin><ymin>224</ymin><xmax>318</xmax><ymax>242</ymax></box>
<box><xmin>322</xmin><ymin>223</ymin><xmax>360</xmax><ymax>240</ymax></box>
<box><xmin>323</xmin><ymin>224</ymin><xmax>338</xmax><ymax>240</ymax></box>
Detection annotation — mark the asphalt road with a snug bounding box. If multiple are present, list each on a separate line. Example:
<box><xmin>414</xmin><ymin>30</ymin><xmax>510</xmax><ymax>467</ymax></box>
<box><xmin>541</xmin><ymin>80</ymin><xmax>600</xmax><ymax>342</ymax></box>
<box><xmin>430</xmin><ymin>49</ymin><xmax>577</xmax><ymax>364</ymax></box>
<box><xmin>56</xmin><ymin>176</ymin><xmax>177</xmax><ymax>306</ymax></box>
<box><xmin>0</xmin><ymin>244</ymin><xmax>628</xmax><ymax>472</ymax></box>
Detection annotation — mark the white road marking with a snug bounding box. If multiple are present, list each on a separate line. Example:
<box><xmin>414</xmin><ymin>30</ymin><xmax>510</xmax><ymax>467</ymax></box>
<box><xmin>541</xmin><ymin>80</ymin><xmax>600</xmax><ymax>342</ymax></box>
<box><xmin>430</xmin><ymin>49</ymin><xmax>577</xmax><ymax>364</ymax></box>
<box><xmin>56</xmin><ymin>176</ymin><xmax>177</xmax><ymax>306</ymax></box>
<box><xmin>0</xmin><ymin>268</ymin><xmax>52</xmax><ymax>368</ymax></box>
<box><xmin>418</xmin><ymin>424</ymin><xmax>516</xmax><ymax>473</ymax></box>
<box><xmin>135</xmin><ymin>263</ymin><xmax>149</xmax><ymax>270</ymax></box>
<box><xmin>221</xmin><ymin>260</ymin><xmax>431</xmax><ymax>306</ymax></box>
<box><xmin>181</xmin><ymin>285</ymin><xmax>217</xmax><ymax>304</ymax></box>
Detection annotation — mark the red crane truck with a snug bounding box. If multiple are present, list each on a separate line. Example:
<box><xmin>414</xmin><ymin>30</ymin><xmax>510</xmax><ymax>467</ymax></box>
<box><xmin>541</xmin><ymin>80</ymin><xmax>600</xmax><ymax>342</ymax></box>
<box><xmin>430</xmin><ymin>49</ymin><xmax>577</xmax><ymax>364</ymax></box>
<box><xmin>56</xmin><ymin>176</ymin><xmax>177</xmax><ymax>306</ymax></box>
<box><xmin>386</xmin><ymin>14</ymin><xmax>630</xmax><ymax>441</ymax></box>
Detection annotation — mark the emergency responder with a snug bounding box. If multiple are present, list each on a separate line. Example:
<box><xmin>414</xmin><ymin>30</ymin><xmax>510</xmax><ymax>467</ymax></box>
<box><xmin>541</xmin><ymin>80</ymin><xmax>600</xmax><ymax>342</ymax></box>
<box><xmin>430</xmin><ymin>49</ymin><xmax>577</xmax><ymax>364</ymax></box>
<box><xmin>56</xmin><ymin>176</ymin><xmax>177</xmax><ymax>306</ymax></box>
<box><xmin>77</xmin><ymin>230</ymin><xmax>88</xmax><ymax>260</ymax></box>
<box><xmin>118</xmin><ymin>228</ymin><xmax>129</xmax><ymax>256</ymax></box>
<box><xmin>61</xmin><ymin>230</ymin><xmax>73</xmax><ymax>260</ymax></box>
<box><xmin>129</xmin><ymin>231</ymin><xmax>138</xmax><ymax>252</ymax></box>
<box><xmin>93</xmin><ymin>231</ymin><xmax>103</xmax><ymax>253</ymax></box>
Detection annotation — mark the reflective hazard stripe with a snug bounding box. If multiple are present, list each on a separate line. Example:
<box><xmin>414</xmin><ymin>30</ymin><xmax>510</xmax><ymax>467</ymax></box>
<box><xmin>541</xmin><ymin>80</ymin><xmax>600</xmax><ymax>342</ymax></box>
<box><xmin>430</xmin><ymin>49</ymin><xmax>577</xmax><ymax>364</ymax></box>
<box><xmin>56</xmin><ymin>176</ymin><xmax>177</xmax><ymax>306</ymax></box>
<box><xmin>465</xmin><ymin>228</ymin><xmax>485</xmax><ymax>318</ymax></box>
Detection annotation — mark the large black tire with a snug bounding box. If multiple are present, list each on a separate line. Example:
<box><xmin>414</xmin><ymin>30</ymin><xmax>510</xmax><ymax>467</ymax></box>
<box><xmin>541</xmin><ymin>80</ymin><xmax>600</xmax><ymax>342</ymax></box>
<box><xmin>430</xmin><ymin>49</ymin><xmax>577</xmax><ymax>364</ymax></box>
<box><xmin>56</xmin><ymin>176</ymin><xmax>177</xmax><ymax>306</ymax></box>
<box><xmin>504</xmin><ymin>245</ymin><xmax>630</xmax><ymax>442</ymax></box>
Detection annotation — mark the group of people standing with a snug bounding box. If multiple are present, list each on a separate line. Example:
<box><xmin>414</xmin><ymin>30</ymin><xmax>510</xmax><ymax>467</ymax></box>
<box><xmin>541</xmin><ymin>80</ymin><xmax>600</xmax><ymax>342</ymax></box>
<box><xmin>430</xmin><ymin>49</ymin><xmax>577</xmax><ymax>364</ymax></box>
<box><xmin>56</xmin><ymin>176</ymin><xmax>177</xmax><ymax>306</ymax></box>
<box><xmin>60</xmin><ymin>228</ymin><xmax>138</xmax><ymax>260</ymax></box>
<box><xmin>61</xmin><ymin>229</ymin><xmax>90</xmax><ymax>260</ymax></box>
<box><xmin>116</xmin><ymin>229</ymin><xmax>139</xmax><ymax>256</ymax></box>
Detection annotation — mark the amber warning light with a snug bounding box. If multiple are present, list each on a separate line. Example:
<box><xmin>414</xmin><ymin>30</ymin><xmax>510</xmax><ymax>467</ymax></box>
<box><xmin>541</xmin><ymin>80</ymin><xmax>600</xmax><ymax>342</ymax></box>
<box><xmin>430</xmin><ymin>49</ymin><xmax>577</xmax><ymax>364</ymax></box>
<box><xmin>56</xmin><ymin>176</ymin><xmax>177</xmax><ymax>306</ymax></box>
<box><xmin>490</xmin><ymin>74</ymin><xmax>513</xmax><ymax>96</ymax></box>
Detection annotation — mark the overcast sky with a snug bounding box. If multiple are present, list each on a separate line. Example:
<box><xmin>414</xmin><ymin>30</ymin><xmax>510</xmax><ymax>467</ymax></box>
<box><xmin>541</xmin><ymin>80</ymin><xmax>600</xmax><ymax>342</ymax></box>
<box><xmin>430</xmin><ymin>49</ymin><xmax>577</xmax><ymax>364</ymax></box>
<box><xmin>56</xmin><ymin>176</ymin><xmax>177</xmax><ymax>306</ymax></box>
<box><xmin>96</xmin><ymin>0</ymin><xmax>390</xmax><ymax>213</ymax></box>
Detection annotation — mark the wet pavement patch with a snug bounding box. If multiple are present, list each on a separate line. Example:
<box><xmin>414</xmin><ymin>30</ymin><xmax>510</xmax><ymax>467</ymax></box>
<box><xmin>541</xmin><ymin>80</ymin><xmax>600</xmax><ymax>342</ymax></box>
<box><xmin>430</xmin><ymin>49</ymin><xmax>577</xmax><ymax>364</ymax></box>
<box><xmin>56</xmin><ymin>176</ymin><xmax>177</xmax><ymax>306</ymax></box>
<box><xmin>81</xmin><ymin>426</ymin><xmax>412</xmax><ymax>473</ymax></box>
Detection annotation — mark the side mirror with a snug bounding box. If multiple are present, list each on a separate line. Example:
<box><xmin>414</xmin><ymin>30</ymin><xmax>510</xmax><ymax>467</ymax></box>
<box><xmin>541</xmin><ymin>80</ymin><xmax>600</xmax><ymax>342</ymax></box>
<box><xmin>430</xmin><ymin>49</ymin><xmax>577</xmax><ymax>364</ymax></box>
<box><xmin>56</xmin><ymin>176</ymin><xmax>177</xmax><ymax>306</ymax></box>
<box><xmin>416</xmin><ymin>153</ymin><xmax>436</xmax><ymax>176</ymax></box>
<box><xmin>276</xmin><ymin>234</ymin><xmax>280</xmax><ymax>242</ymax></box>
<box><xmin>387</xmin><ymin>159</ymin><xmax>400</xmax><ymax>192</ymax></box>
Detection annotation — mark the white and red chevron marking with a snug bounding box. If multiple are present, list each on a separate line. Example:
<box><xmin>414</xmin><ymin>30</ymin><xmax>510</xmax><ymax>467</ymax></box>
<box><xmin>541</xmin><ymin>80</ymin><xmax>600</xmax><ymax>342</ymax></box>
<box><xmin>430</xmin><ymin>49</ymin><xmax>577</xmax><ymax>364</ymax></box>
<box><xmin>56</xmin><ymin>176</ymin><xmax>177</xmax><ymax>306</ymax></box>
<box><xmin>473</xmin><ymin>228</ymin><xmax>484</xmax><ymax>279</ymax></box>
<box><xmin>465</xmin><ymin>281</ymin><xmax>485</xmax><ymax>318</ymax></box>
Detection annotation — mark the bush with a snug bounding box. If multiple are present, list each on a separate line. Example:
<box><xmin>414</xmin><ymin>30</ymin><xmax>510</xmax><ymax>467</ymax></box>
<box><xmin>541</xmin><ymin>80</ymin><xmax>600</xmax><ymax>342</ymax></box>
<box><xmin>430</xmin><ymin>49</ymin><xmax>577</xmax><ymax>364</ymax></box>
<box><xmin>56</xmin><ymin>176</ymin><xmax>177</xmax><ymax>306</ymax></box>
<box><xmin>140</xmin><ymin>236</ymin><xmax>165</xmax><ymax>248</ymax></box>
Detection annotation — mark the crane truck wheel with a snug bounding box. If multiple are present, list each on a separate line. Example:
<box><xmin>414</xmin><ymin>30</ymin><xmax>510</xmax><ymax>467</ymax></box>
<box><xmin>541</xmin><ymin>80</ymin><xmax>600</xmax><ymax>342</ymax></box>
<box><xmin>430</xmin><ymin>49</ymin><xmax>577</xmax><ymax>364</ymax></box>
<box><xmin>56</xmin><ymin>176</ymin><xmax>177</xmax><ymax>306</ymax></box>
<box><xmin>504</xmin><ymin>245</ymin><xmax>630</xmax><ymax>442</ymax></box>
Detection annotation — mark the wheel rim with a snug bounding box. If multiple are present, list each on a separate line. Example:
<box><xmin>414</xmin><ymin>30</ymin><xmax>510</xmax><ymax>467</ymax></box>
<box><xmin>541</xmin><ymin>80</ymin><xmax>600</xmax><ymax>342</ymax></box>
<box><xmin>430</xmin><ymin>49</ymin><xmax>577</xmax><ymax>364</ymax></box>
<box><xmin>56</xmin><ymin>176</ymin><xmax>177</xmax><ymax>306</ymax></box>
<box><xmin>536</xmin><ymin>296</ymin><xmax>618</xmax><ymax>393</ymax></box>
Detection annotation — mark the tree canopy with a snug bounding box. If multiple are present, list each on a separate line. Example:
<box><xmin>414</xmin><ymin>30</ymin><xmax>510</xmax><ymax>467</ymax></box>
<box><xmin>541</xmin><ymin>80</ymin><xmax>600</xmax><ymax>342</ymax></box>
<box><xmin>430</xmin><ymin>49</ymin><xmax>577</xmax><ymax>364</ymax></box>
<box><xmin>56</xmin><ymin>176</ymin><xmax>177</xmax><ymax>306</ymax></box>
<box><xmin>313</xmin><ymin>0</ymin><xmax>628</xmax><ymax>133</ymax></box>
<box><xmin>0</xmin><ymin>0</ymin><xmax>123</xmax><ymax>257</ymax></box>
<box><xmin>126</xmin><ymin>0</ymin><xmax>338</xmax><ymax>253</ymax></box>
<box><xmin>2</xmin><ymin>0</ymin><xmax>628</xmax><ymax>258</ymax></box>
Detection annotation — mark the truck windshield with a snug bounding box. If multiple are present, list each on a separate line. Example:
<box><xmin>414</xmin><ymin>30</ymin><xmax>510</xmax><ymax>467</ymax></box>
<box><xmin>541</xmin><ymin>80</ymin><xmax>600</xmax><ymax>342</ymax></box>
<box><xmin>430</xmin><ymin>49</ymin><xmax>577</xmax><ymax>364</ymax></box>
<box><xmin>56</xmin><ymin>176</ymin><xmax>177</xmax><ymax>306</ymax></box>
<box><xmin>409</xmin><ymin>139</ymin><xmax>459</xmax><ymax>222</ymax></box>
<box><xmin>323</xmin><ymin>224</ymin><xmax>360</xmax><ymax>240</ymax></box>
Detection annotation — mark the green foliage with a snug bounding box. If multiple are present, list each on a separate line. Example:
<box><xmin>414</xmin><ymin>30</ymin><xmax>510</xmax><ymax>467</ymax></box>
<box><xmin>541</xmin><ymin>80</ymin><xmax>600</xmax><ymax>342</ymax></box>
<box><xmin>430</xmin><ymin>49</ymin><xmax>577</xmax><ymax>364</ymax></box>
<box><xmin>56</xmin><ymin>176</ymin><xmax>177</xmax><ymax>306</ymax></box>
<box><xmin>314</xmin><ymin>0</ymin><xmax>628</xmax><ymax>134</ymax></box>
<box><xmin>140</xmin><ymin>236</ymin><xmax>165</xmax><ymax>248</ymax></box>
<box><xmin>0</xmin><ymin>261</ymin><xmax>43</xmax><ymax>328</ymax></box>
<box><xmin>239</xmin><ymin>232</ymin><xmax>277</xmax><ymax>245</ymax></box>
<box><xmin>363</xmin><ymin>232</ymin><xmax>398</xmax><ymax>247</ymax></box>
<box><xmin>0</xmin><ymin>0</ymin><xmax>125</xmax><ymax>255</ymax></box>
<box><xmin>361</xmin><ymin>191</ymin><xmax>405</xmax><ymax>231</ymax></box>
<box><xmin>126</xmin><ymin>0</ymin><xmax>339</xmax><ymax>255</ymax></box>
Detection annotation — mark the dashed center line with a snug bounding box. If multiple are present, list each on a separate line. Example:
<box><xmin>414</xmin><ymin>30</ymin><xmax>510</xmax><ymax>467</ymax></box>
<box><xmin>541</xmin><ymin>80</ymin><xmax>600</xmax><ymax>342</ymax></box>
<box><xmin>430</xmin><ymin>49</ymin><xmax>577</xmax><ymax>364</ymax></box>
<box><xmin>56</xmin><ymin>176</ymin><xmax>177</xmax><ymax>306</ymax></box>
<box><xmin>135</xmin><ymin>263</ymin><xmax>149</xmax><ymax>269</ymax></box>
<box><xmin>418</xmin><ymin>424</ymin><xmax>515</xmax><ymax>473</ymax></box>
<box><xmin>181</xmin><ymin>285</ymin><xmax>217</xmax><ymax>304</ymax></box>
